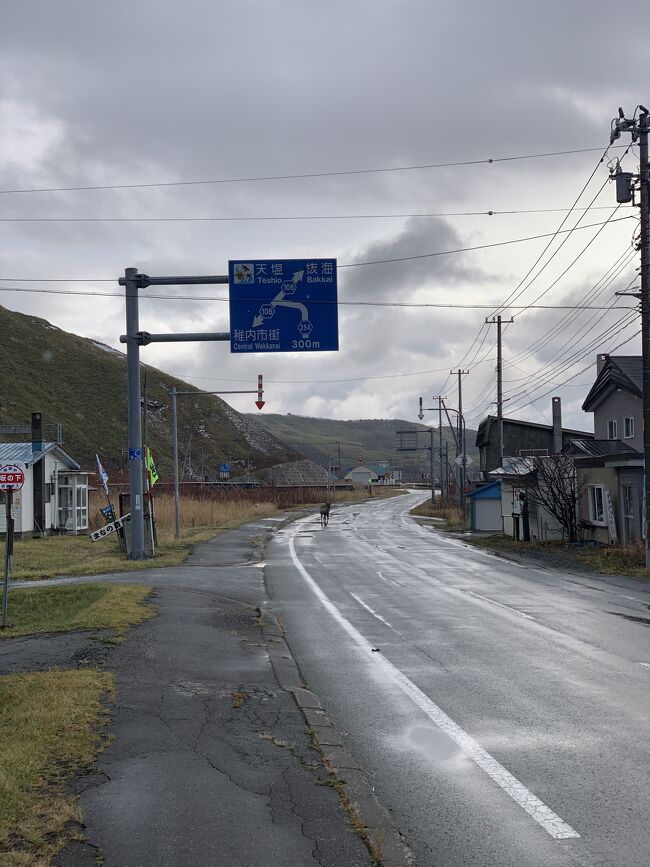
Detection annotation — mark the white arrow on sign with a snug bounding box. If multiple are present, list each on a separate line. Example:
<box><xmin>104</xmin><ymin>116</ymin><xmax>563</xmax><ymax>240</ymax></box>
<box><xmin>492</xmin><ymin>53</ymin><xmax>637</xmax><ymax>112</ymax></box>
<box><xmin>454</xmin><ymin>454</ymin><xmax>474</xmax><ymax>467</ymax></box>
<box><xmin>252</xmin><ymin>269</ymin><xmax>305</xmax><ymax>327</ymax></box>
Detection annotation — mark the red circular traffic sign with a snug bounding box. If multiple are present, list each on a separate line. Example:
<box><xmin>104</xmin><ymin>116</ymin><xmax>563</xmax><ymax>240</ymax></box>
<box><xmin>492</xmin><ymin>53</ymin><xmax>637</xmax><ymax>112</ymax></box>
<box><xmin>0</xmin><ymin>464</ymin><xmax>25</xmax><ymax>492</ymax></box>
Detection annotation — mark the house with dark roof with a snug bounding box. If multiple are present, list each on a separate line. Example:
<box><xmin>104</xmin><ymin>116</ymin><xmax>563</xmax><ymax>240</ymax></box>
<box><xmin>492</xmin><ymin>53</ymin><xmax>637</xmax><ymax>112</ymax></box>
<box><xmin>476</xmin><ymin>403</ymin><xmax>593</xmax><ymax>480</ymax></box>
<box><xmin>582</xmin><ymin>354</ymin><xmax>642</xmax><ymax>452</ymax></box>
<box><xmin>569</xmin><ymin>355</ymin><xmax>645</xmax><ymax>545</ymax></box>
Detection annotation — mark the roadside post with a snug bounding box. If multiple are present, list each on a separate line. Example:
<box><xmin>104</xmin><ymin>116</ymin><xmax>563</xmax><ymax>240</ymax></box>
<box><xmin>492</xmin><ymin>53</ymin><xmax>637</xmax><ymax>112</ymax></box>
<box><xmin>1</xmin><ymin>463</ymin><xmax>25</xmax><ymax>629</ymax></box>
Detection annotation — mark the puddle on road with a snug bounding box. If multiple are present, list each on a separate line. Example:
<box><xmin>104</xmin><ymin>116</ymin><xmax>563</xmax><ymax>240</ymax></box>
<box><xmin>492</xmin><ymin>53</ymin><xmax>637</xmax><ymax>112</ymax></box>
<box><xmin>405</xmin><ymin>725</ymin><xmax>463</xmax><ymax>763</ymax></box>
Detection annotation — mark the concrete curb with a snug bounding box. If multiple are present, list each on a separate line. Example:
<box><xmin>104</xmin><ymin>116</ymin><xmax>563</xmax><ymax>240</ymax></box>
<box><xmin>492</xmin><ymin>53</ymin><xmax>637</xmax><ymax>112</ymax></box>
<box><xmin>261</xmin><ymin>610</ymin><xmax>417</xmax><ymax>867</ymax></box>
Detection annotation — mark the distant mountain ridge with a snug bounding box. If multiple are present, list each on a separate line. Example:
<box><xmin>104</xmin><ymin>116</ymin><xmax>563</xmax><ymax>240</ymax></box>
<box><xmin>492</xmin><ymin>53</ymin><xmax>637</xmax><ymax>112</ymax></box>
<box><xmin>0</xmin><ymin>305</ymin><xmax>292</xmax><ymax>476</ymax></box>
<box><xmin>243</xmin><ymin>412</ymin><xmax>479</xmax><ymax>477</ymax></box>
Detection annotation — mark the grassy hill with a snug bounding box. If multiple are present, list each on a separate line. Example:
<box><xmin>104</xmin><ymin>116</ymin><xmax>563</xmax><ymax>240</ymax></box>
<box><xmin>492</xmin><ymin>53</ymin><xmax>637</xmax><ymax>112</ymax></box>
<box><xmin>244</xmin><ymin>413</ymin><xmax>479</xmax><ymax>479</ymax></box>
<box><xmin>0</xmin><ymin>305</ymin><xmax>292</xmax><ymax>477</ymax></box>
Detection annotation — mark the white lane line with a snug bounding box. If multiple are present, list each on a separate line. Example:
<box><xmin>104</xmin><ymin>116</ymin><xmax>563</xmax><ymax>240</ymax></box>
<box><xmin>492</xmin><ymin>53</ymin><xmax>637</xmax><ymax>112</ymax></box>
<box><xmin>288</xmin><ymin>518</ymin><xmax>580</xmax><ymax>841</ymax></box>
<box><xmin>638</xmin><ymin>662</ymin><xmax>650</xmax><ymax>669</ymax></box>
<box><xmin>349</xmin><ymin>592</ymin><xmax>395</xmax><ymax>630</ymax></box>
<box><xmin>376</xmin><ymin>570</ymin><xmax>404</xmax><ymax>587</ymax></box>
<box><xmin>459</xmin><ymin>588</ymin><xmax>536</xmax><ymax>622</ymax></box>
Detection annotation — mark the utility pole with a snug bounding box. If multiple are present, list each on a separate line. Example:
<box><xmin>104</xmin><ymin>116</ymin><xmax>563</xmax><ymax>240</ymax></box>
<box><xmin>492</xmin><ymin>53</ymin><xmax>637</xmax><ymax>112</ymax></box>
<box><xmin>611</xmin><ymin>105</ymin><xmax>650</xmax><ymax>565</ymax></box>
<box><xmin>123</xmin><ymin>267</ymin><xmax>146</xmax><ymax>560</ymax></box>
<box><xmin>437</xmin><ymin>396</ymin><xmax>444</xmax><ymax>504</ymax></box>
<box><xmin>451</xmin><ymin>370</ymin><xmax>469</xmax><ymax>514</ymax></box>
<box><xmin>486</xmin><ymin>316</ymin><xmax>514</xmax><ymax>470</ymax></box>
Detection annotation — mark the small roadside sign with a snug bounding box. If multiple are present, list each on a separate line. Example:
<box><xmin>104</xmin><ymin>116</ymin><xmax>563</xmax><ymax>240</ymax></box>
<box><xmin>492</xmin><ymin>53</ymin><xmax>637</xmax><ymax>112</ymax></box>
<box><xmin>454</xmin><ymin>454</ymin><xmax>474</xmax><ymax>467</ymax></box>
<box><xmin>0</xmin><ymin>464</ymin><xmax>25</xmax><ymax>492</ymax></box>
<box><xmin>90</xmin><ymin>513</ymin><xmax>131</xmax><ymax>543</ymax></box>
<box><xmin>229</xmin><ymin>259</ymin><xmax>338</xmax><ymax>354</ymax></box>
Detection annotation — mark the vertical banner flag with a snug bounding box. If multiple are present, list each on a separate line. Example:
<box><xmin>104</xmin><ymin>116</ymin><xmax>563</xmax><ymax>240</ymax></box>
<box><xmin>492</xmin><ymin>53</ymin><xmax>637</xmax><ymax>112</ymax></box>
<box><xmin>96</xmin><ymin>454</ymin><xmax>109</xmax><ymax>496</ymax></box>
<box><xmin>146</xmin><ymin>447</ymin><xmax>159</xmax><ymax>486</ymax></box>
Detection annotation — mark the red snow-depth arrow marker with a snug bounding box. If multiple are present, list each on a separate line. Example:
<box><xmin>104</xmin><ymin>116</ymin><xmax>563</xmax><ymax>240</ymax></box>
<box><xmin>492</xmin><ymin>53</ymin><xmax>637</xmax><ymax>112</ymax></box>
<box><xmin>256</xmin><ymin>374</ymin><xmax>265</xmax><ymax>410</ymax></box>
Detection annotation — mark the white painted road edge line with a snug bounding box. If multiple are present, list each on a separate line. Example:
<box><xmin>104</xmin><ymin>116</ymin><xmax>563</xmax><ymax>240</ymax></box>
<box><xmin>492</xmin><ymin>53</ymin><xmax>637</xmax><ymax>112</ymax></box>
<box><xmin>288</xmin><ymin>516</ymin><xmax>580</xmax><ymax>841</ymax></box>
<box><xmin>349</xmin><ymin>591</ymin><xmax>395</xmax><ymax>630</ymax></box>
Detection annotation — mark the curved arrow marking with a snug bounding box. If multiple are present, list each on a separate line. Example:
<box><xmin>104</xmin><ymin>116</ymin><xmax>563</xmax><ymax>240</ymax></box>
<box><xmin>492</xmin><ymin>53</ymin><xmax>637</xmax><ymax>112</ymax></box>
<box><xmin>252</xmin><ymin>269</ymin><xmax>306</xmax><ymax>327</ymax></box>
<box><xmin>274</xmin><ymin>300</ymin><xmax>308</xmax><ymax>320</ymax></box>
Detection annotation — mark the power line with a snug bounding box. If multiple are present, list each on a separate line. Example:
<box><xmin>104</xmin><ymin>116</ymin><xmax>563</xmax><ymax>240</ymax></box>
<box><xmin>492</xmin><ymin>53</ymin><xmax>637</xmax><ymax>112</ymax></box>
<box><xmin>0</xmin><ymin>145</ymin><xmax>630</xmax><ymax>196</ymax></box>
<box><xmin>505</xmin><ymin>328</ymin><xmax>641</xmax><ymax>413</ymax></box>
<box><xmin>428</xmin><ymin>142</ymin><xmax>611</xmax><ymax>393</ymax></box>
<box><xmin>503</xmin><ymin>312</ymin><xmax>639</xmax><ymax>407</ymax></box>
<box><xmin>436</xmin><ymin>142</ymin><xmax>627</xmax><ymax>400</ymax></box>
<box><xmin>505</xmin><ymin>246</ymin><xmax>637</xmax><ymax>368</ymax></box>
<box><xmin>0</xmin><ymin>283</ymin><xmax>636</xmax><ymax>310</ymax></box>
<box><xmin>0</xmin><ymin>205</ymin><xmax>633</xmax><ymax>222</ymax></box>
<box><xmin>0</xmin><ymin>214</ymin><xmax>634</xmax><ymax>283</ymax></box>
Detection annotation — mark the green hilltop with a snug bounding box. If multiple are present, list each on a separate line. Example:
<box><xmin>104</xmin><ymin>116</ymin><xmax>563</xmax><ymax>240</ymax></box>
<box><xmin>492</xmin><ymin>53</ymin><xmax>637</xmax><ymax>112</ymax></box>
<box><xmin>244</xmin><ymin>412</ymin><xmax>478</xmax><ymax>476</ymax></box>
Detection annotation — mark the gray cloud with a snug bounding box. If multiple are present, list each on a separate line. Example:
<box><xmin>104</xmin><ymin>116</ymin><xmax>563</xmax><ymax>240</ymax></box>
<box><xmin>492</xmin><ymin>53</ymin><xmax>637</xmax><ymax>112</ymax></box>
<box><xmin>0</xmin><ymin>0</ymin><xmax>647</xmax><ymax>435</ymax></box>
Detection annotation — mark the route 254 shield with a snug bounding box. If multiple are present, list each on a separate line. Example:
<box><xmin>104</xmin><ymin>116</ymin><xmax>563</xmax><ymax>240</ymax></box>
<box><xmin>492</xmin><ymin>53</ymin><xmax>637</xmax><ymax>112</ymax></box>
<box><xmin>229</xmin><ymin>258</ymin><xmax>338</xmax><ymax>353</ymax></box>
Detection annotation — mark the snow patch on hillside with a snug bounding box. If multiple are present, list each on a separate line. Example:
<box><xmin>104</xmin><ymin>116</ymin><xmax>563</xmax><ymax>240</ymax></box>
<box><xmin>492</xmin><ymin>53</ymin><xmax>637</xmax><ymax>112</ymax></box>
<box><xmin>220</xmin><ymin>403</ymin><xmax>286</xmax><ymax>455</ymax></box>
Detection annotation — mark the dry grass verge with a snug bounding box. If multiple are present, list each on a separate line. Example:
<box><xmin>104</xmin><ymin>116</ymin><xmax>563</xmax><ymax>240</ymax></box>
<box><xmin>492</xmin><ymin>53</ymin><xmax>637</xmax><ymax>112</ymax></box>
<box><xmin>13</xmin><ymin>489</ymin><xmax>407</xmax><ymax>582</ymax></box>
<box><xmin>466</xmin><ymin>534</ymin><xmax>650</xmax><ymax>578</ymax></box>
<box><xmin>0</xmin><ymin>669</ymin><xmax>114</xmax><ymax>865</ymax></box>
<box><xmin>0</xmin><ymin>584</ymin><xmax>154</xmax><ymax>640</ymax></box>
<box><xmin>411</xmin><ymin>499</ymin><xmax>465</xmax><ymax>528</ymax></box>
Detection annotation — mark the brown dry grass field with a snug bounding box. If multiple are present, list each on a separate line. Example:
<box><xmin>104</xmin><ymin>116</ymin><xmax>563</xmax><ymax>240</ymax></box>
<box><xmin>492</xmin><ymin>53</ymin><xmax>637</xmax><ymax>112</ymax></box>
<box><xmin>11</xmin><ymin>488</ymin><xmax>406</xmax><ymax>582</ymax></box>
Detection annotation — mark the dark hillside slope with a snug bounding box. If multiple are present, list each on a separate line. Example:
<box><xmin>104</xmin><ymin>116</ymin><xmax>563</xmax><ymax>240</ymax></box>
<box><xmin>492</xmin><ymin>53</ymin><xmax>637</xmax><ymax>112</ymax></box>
<box><xmin>0</xmin><ymin>305</ymin><xmax>292</xmax><ymax>475</ymax></box>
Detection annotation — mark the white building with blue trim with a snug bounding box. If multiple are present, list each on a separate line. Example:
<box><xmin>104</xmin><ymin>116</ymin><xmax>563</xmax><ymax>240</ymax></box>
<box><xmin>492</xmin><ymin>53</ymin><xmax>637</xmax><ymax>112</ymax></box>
<box><xmin>0</xmin><ymin>440</ymin><xmax>89</xmax><ymax>537</ymax></box>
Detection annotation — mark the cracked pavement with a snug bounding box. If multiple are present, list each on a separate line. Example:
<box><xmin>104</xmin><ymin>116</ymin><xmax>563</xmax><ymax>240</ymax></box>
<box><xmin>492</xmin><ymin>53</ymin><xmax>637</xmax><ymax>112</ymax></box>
<box><xmin>22</xmin><ymin>516</ymin><xmax>374</xmax><ymax>867</ymax></box>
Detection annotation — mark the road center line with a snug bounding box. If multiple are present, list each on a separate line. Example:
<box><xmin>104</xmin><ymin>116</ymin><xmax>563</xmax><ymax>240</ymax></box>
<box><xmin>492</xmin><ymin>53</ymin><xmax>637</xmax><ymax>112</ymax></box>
<box><xmin>288</xmin><ymin>516</ymin><xmax>580</xmax><ymax>841</ymax></box>
<box><xmin>458</xmin><ymin>588</ymin><xmax>536</xmax><ymax>621</ymax></box>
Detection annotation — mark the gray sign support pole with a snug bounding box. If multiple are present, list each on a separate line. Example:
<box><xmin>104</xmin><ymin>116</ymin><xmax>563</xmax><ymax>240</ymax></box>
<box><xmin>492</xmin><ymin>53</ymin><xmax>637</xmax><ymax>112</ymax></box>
<box><xmin>171</xmin><ymin>387</ymin><xmax>180</xmax><ymax>539</ymax></box>
<box><xmin>118</xmin><ymin>270</ymin><xmax>244</xmax><ymax>556</ymax></box>
<box><xmin>429</xmin><ymin>428</ymin><xmax>435</xmax><ymax>505</ymax></box>
<box><xmin>2</xmin><ymin>490</ymin><xmax>14</xmax><ymax>628</ymax></box>
<box><xmin>124</xmin><ymin>268</ymin><xmax>146</xmax><ymax>560</ymax></box>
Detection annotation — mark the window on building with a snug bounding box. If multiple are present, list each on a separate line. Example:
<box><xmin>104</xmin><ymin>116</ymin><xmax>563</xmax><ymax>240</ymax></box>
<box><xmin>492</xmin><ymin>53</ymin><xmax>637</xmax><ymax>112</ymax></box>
<box><xmin>624</xmin><ymin>416</ymin><xmax>635</xmax><ymax>439</ymax></box>
<box><xmin>588</xmin><ymin>485</ymin><xmax>606</xmax><ymax>524</ymax></box>
<box><xmin>607</xmin><ymin>419</ymin><xmax>617</xmax><ymax>440</ymax></box>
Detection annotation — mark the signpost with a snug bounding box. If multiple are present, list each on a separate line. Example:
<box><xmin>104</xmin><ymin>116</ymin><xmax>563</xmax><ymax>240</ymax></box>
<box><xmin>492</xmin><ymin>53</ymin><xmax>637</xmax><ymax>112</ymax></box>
<box><xmin>229</xmin><ymin>259</ymin><xmax>338</xmax><ymax>354</ymax></box>
<box><xmin>119</xmin><ymin>261</ymin><xmax>339</xmax><ymax>559</ymax></box>
<box><xmin>1</xmin><ymin>464</ymin><xmax>25</xmax><ymax>629</ymax></box>
<box><xmin>219</xmin><ymin>463</ymin><xmax>230</xmax><ymax>480</ymax></box>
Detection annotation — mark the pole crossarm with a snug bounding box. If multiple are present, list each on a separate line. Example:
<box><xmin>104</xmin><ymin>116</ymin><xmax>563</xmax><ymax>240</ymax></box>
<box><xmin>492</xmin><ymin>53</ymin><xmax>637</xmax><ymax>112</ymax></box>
<box><xmin>175</xmin><ymin>390</ymin><xmax>257</xmax><ymax>396</ymax></box>
<box><xmin>119</xmin><ymin>331</ymin><xmax>230</xmax><ymax>345</ymax></box>
<box><xmin>118</xmin><ymin>273</ymin><xmax>229</xmax><ymax>288</ymax></box>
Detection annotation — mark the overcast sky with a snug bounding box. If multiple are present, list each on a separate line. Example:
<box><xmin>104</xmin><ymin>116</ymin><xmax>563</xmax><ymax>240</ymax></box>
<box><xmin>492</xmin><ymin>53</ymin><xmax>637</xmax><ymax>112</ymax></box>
<box><xmin>1</xmin><ymin>0</ymin><xmax>648</xmax><ymax>433</ymax></box>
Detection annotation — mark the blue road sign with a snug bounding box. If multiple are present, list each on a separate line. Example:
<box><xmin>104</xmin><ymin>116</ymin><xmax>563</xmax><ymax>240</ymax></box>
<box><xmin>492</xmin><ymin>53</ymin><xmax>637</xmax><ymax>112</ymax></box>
<box><xmin>219</xmin><ymin>463</ymin><xmax>229</xmax><ymax>473</ymax></box>
<box><xmin>229</xmin><ymin>259</ymin><xmax>338</xmax><ymax>353</ymax></box>
<box><xmin>128</xmin><ymin>447</ymin><xmax>142</xmax><ymax>461</ymax></box>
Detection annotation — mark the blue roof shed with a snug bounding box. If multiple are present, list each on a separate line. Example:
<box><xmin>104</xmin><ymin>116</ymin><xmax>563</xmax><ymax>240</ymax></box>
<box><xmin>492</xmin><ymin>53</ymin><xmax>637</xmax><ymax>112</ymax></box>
<box><xmin>468</xmin><ymin>481</ymin><xmax>501</xmax><ymax>532</ymax></box>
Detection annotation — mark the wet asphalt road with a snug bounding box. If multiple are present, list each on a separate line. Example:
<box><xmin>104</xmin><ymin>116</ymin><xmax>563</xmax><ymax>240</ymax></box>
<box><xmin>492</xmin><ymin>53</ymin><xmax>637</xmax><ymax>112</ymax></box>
<box><xmin>265</xmin><ymin>492</ymin><xmax>650</xmax><ymax>867</ymax></box>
